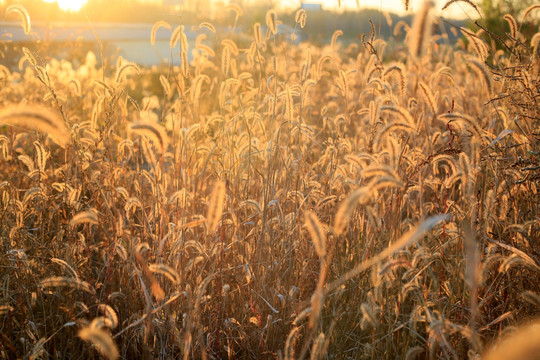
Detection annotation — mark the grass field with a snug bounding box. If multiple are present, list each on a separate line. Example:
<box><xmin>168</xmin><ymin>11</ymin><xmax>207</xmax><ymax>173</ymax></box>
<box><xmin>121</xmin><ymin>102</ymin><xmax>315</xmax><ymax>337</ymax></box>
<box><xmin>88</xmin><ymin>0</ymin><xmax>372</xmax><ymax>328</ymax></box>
<box><xmin>0</xmin><ymin>1</ymin><xmax>539</xmax><ymax>359</ymax></box>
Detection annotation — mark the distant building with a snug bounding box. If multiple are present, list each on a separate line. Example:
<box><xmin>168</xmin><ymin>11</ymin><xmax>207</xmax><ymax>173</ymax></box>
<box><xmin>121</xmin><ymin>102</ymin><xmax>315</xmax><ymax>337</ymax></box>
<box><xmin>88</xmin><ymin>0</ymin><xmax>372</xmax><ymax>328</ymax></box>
<box><xmin>301</xmin><ymin>3</ymin><xmax>323</xmax><ymax>11</ymax></box>
<box><xmin>179</xmin><ymin>0</ymin><xmax>227</xmax><ymax>17</ymax></box>
<box><xmin>163</xmin><ymin>0</ymin><xmax>178</xmax><ymax>6</ymax></box>
<box><xmin>180</xmin><ymin>0</ymin><xmax>209</xmax><ymax>12</ymax></box>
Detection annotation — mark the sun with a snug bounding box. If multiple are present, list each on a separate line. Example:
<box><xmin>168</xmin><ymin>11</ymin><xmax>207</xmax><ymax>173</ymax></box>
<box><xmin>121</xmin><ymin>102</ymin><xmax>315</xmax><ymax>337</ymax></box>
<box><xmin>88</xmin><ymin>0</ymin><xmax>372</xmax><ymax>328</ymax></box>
<box><xmin>43</xmin><ymin>0</ymin><xmax>87</xmax><ymax>12</ymax></box>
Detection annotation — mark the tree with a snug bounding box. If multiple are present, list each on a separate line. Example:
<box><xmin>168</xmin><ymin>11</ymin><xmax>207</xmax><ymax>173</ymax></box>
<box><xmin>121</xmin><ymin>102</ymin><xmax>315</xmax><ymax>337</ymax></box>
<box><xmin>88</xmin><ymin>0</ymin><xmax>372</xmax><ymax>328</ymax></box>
<box><xmin>479</xmin><ymin>0</ymin><xmax>538</xmax><ymax>40</ymax></box>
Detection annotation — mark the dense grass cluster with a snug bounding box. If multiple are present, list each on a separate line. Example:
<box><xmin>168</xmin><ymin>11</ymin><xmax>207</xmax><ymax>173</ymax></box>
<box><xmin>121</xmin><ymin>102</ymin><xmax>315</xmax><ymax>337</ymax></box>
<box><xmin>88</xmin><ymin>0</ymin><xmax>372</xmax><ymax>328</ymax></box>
<box><xmin>0</xmin><ymin>2</ymin><xmax>539</xmax><ymax>359</ymax></box>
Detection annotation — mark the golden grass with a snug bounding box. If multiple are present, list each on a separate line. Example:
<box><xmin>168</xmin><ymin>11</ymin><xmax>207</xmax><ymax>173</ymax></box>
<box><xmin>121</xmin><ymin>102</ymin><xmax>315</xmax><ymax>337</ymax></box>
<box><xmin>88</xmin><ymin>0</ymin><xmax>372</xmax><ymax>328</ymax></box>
<box><xmin>0</xmin><ymin>3</ymin><xmax>539</xmax><ymax>359</ymax></box>
<box><xmin>5</xmin><ymin>4</ymin><xmax>31</xmax><ymax>35</ymax></box>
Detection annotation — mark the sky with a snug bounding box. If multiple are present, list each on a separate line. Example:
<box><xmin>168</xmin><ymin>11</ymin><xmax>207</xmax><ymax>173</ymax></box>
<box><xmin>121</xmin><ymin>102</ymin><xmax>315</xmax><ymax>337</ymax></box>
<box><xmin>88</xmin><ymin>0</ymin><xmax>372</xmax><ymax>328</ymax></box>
<box><xmin>29</xmin><ymin>0</ymin><xmax>471</xmax><ymax>19</ymax></box>
<box><xmin>42</xmin><ymin>0</ymin><xmax>87</xmax><ymax>11</ymax></box>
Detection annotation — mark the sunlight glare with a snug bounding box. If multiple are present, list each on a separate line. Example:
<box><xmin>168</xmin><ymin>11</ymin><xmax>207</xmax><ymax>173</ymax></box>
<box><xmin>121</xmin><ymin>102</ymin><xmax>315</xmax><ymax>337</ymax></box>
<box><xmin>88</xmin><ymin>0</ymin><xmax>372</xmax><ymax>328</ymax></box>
<box><xmin>43</xmin><ymin>0</ymin><xmax>87</xmax><ymax>12</ymax></box>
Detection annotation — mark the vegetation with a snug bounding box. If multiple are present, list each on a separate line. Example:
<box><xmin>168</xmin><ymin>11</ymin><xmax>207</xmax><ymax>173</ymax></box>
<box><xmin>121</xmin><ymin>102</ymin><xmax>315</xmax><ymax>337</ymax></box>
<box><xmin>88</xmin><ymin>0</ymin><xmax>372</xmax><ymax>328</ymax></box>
<box><xmin>478</xmin><ymin>0</ymin><xmax>538</xmax><ymax>40</ymax></box>
<box><xmin>0</xmin><ymin>1</ymin><xmax>539</xmax><ymax>359</ymax></box>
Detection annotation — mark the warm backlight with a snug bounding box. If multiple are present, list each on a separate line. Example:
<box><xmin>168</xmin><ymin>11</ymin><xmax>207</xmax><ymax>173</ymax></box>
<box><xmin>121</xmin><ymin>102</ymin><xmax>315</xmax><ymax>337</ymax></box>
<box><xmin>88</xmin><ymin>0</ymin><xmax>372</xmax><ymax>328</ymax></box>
<box><xmin>43</xmin><ymin>0</ymin><xmax>87</xmax><ymax>12</ymax></box>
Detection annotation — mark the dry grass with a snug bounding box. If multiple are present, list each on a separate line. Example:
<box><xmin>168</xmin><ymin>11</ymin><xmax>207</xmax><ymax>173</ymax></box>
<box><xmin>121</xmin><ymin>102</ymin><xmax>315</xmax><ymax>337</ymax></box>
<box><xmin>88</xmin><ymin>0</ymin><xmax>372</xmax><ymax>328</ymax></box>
<box><xmin>0</xmin><ymin>3</ymin><xmax>539</xmax><ymax>359</ymax></box>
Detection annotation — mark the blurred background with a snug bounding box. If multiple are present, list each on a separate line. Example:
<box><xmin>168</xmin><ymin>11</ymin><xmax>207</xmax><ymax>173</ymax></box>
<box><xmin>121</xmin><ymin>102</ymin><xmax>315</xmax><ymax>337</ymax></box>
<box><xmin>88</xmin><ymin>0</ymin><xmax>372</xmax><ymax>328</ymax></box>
<box><xmin>1</xmin><ymin>0</ymin><xmax>534</xmax><ymax>68</ymax></box>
